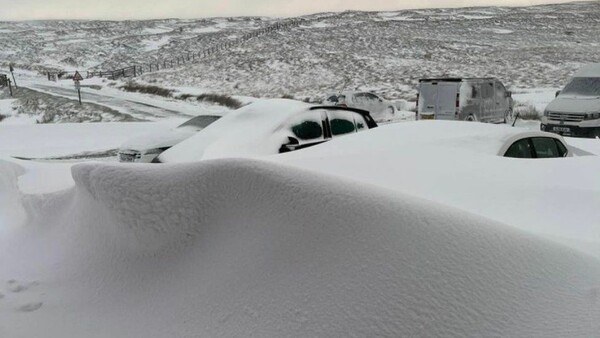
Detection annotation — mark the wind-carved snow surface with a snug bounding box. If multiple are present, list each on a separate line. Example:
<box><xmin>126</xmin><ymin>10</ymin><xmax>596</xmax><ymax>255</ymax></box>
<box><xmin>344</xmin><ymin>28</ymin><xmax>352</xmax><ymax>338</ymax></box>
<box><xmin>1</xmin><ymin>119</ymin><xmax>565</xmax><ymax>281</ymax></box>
<box><xmin>0</xmin><ymin>159</ymin><xmax>26</xmax><ymax>231</ymax></box>
<box><xmin>1</xmin><ymin>158</ymin><xmax>600</xmax><ymax>336</ymax></box>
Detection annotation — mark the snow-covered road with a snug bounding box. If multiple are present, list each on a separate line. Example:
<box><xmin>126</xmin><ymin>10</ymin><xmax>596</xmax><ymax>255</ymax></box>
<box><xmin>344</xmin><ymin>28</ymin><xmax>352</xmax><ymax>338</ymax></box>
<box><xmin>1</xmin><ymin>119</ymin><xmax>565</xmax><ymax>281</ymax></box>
<box><xmin>24</xmin><ymin>83</ymin><xmax>188</xmax><ymax>120</ymax></box>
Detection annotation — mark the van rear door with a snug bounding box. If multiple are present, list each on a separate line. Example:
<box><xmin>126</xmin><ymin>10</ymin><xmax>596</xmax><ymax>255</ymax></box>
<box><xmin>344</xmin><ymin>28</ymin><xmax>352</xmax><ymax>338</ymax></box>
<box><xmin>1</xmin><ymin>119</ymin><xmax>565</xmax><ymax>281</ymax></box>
<box><xmin>418</xmin><ymin>81</ymin><xmax>460</xmax><ymax>120</ymax></box>
<box><xmin>435</xmin><ymin>82</ymin><xmax>460</xmax><ymax>120</ymax></box>
<box><xmin>418</xmin><ymin>82</ymin><xmax>438</xmax><ymax>118</ymax></box>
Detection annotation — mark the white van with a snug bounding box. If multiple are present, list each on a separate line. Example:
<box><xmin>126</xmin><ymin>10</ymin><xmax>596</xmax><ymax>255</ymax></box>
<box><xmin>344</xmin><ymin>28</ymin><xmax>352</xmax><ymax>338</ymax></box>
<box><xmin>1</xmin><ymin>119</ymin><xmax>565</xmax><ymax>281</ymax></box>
<box><xmin>417</xmin><ymin>78</ymin><xmax>513</xmax><ymax>123</ymax></box>
<box><xmin>541</xmin><ymin>64</ymin><xmax>600</xmax><ymax>138</ymax></box>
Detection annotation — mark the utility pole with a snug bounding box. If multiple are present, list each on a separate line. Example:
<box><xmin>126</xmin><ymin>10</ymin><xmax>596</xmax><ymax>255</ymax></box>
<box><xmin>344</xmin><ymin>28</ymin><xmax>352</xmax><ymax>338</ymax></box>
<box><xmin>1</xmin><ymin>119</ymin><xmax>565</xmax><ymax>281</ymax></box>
<box><xmin>8</xmin><ymin>79</ymin><xmax>13</xmax><ymax>97</ymax></box>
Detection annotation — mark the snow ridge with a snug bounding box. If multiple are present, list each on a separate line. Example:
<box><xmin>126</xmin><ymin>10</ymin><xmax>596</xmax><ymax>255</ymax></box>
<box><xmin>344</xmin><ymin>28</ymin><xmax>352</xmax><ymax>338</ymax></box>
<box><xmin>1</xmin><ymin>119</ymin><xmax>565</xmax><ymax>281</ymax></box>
<box><xmin>3</xmin><ymin>158</ymin><xmax>598</xmax><ymax>336</ymax></box>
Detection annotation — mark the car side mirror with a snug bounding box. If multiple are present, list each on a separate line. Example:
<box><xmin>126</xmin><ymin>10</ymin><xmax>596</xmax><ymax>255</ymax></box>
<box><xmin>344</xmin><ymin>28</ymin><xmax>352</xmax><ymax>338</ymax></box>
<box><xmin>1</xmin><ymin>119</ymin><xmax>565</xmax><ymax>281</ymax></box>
<box><xmin>505</xmin><ymin>91</ymin><xmax>512</xmax><ymax>98</ymax></box>
<box><xmin>555</xmin><ymin>90</ymin><xmax>561</xmax><ymax>98</ymax></box>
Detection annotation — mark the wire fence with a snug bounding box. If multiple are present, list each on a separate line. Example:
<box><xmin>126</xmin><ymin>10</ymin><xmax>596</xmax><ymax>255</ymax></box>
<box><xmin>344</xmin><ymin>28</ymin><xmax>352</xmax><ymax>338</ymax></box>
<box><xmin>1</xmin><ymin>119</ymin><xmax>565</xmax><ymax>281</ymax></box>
<box><xmin>46</xmin><ymin>18</ymin><xmax>307</xmax><ymax>82</ymax></box>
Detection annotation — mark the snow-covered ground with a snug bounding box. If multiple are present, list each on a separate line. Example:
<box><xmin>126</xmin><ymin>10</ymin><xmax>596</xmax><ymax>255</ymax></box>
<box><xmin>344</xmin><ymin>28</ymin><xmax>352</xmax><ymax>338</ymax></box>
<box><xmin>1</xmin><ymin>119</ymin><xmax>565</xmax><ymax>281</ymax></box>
<box><xmin>1</xmin><ymin>125</ymin><xmax>600</xmax><ymax>336</ymax></box>
<box><xmin>2</xmin><ymin>2</ymin><xmax>600</xmax><ymax>336</ymax></box>
<box><xmin>1</xmin><ymin>95</ymin><xmax>600</xmax><ymax>336</ymax></box>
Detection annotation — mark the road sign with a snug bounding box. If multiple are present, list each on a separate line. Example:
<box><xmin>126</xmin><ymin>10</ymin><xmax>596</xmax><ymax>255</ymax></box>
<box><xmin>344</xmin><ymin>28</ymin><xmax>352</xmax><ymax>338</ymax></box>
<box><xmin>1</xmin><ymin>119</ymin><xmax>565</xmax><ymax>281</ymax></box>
<box><xmin>74</xmin><ymin>80</ymin><xmax>81</xmax><ymax>90</ymax></box>
<box><xmin>73</xmin><ymin>71</ymin><xmax>84</xmax><ymax>81</ymax></box>
<box><xmin>9</xmin><ymin>64</ymin><xmax>14</xmax><ymax>72</ymax></box>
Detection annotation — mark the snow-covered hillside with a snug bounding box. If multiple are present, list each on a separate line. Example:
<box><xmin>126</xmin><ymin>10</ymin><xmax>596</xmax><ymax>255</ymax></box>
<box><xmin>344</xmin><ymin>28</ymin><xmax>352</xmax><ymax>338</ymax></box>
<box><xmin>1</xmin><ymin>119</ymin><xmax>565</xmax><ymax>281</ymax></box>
<box><xmin>1</xmin><ymin>1</ymin><xmax>599</xmax><ymax>101</ymax></box>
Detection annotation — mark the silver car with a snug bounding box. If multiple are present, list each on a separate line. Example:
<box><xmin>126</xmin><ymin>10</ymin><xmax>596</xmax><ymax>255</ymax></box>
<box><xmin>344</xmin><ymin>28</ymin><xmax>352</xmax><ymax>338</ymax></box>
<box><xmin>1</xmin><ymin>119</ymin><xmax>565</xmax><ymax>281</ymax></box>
<box><xmin>323</xmin><ymin>91</ymin><xmax>397</xmax><ymax>119</ymax></box>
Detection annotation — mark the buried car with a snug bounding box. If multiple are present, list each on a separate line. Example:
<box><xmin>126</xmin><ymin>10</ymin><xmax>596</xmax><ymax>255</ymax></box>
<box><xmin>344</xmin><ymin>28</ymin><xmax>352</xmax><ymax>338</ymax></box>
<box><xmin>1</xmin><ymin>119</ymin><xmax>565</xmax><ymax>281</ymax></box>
<box><xmin>118</xmin><ymin>114</ymin><xmax>222</xmax><ymax>163</ymax></box>
<box><xmin>156</xmin><ymin>99</ymin><xmax>377</xmax><ymax>163</ymax></box>
<box><xmin>323</xmin><ymin>91</ymin><xmax>397</xmax><ymax>119</ymax></box>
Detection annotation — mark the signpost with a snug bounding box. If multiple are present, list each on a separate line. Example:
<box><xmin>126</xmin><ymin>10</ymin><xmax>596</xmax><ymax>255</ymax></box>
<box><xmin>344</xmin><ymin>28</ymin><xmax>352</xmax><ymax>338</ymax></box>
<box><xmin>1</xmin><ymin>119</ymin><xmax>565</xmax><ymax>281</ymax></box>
<box><xmin>73</xmin><ymin>70</ymin><xmax>84</xmax><ymax>105</ymax></box>
<box><xmin>9</xmin><ymin>63</ymin><xmax>17</xmax><ymax>88</ymax></box>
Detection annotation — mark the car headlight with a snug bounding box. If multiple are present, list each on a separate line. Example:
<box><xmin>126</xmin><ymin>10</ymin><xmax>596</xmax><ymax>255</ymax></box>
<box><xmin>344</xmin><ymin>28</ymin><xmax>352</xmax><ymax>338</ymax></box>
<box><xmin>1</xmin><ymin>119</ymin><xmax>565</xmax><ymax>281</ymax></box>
<box><xmin>586</xmin><ymin>112</ymin><xmax>600</xmax><ymax>120</ymax></box>
<box><xmin>543</xmin><ymin>110</ymin><xmax>549</xmax><ymax>116</ymax></box>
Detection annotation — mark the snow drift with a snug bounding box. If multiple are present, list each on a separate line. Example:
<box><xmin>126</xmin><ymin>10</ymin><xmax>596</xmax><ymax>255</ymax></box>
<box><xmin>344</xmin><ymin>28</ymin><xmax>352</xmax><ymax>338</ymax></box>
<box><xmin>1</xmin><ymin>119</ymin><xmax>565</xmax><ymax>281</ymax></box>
<box><xmin>1</xmin><ymin>158</ymin><xmax>600</xmax><ymax>337</ymax></box>
<box><xmin>275</xmin><ymin>121</ymin><xmax>600</xmax><ymax>258</ymax></box>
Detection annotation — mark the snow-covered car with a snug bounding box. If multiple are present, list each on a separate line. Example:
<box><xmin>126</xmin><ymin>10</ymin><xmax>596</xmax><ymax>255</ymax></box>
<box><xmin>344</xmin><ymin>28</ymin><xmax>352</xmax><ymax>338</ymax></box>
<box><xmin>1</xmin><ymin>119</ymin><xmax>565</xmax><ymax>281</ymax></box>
<box><xmin>157</xmin><ymin>99</ymin><xmax>377</xmax><ymax>163</ymax></box>
<box><xmin>500</xmin><ymin>131</ymin><xmax>570</xmax><ymax>158</ymax></box>
<box><xmin>541</xmin><ymin>63</ymin><xmax>600</xmax><ymax>138</ymax></box>
<box><xmin>118</xmin><ymin>114</ymin><xmax>222</xmax><ymax>163</ymax></box>
<box><xmin>323</xmin><ymin>91</ymin><xmax>397</xmax><ymax>118</ymax></box>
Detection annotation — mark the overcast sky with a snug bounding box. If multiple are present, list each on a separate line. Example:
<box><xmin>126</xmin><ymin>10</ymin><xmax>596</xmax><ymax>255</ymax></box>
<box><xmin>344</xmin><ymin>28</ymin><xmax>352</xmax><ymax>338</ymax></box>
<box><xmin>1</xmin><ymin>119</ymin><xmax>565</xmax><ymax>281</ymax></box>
<box><xmin>0</xmin><ymin>0</ymin><xmax>587</xmax><ymax>21</ymax></box>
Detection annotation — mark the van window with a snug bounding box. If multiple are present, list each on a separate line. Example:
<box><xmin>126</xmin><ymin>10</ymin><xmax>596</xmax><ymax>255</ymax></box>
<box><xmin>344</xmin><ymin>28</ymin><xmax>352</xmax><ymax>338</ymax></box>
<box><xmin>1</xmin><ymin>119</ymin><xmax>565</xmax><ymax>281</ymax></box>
<box><xmin>495</xmin><ymin>83</ymin><xmax>506</xmax><ymax>103</ymax></box>
<box><xmin>561</xmin><ymin>77</ymin><xmax>600</xmax><ymax>96</ymax></box>
<box><xmin>471</xmin><ymin>85</ymin><xmax>479</xmax><ymax>98</ymax></box>
<box><xmin>482</xmin><ymin>83</ymin><xmax>494</xmax><ymax>99</ymax></box>
<box><xmin>504</xmin><ymin>139</ymin><xmax>533</xmax><ymax>158</ymax></box>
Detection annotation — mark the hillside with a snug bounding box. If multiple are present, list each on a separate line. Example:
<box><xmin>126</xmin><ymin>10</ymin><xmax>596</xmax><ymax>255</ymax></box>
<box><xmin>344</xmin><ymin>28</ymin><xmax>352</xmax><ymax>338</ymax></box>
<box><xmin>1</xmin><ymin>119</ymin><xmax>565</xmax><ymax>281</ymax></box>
<box><xmin>1</xmin><ymin>2</ymin><xmax>599</xmax><ymax>101</ymax></box>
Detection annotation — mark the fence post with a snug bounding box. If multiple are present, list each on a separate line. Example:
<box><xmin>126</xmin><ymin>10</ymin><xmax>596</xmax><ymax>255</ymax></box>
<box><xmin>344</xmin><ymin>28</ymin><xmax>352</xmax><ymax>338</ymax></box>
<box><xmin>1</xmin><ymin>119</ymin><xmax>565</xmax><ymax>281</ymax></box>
<box><xmin>133</xmin><ymin>65</ymin><xmax>136</xmax><ymax>77</ymax></box>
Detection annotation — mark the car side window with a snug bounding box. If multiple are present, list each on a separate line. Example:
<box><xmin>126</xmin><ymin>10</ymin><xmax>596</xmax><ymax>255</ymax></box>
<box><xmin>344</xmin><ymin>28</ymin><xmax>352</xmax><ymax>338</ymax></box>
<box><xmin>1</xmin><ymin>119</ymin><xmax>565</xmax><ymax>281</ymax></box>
<box><xmin>290</xmin><ymin>112</ymin><xmax>324</xmax><ymax>141</ymax></box>
<box><xmin>328</xmin><ymin>111</ymin><xmax>356</xmax><ymax>136</ymax></box>
<box><xmin>531</xmin><ymin>137</ymin><xmax>562</xmax><ymax>158</ymax></box>
<box><xmin>365</xmin><ymin>93</ymin><xmax>379</xmax><ymax>102</ymax></box>
<box><xmin>353</xmin><ymin>93</ymin><xmax>366</xmax><ymax>103</ymax></box>
<box><xmin>354</xmin><ymin>114</ymin><xmax>368</xmax><ymax>131</ymax></box>
<box><xmin>555</xmin><ymin>139</ymin><xmax>568</xmax><ymax>157</ymax></box>
<box><xmin>504</xmin><ymin>138</ymin><xmax>533</xmax><ymax>158</ymax></box>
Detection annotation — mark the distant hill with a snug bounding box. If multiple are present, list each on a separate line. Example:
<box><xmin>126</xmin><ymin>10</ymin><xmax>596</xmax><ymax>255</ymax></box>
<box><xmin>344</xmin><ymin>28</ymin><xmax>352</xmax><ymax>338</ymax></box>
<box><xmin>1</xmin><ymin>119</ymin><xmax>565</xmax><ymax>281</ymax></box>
<box><xmin>1</xmin><ymin>1</ymin><xmax>599</xmax><ymax>100</ymax></box>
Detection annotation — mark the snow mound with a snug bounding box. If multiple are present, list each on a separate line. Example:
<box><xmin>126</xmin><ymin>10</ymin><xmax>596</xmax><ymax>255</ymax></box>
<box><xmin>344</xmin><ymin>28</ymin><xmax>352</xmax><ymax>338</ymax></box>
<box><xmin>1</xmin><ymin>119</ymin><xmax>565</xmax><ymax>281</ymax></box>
<box><xmin>0</xmin><ymin>159</ymin><xmax>26</xmax><ymax>230</ymax></box>
<box><xmin>2</xmin><ymin>158</ymin><xmax>600</xmax><ymax>336</ymax></box>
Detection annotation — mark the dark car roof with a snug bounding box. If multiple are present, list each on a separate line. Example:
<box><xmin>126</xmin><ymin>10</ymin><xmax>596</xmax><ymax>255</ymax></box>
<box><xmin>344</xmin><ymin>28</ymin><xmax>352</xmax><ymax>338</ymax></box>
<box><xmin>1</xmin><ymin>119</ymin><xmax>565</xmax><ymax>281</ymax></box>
<box><xmin>310</xmin><ymin>105</ymin><xmax>378</xmax><ymax>129</ymax></box>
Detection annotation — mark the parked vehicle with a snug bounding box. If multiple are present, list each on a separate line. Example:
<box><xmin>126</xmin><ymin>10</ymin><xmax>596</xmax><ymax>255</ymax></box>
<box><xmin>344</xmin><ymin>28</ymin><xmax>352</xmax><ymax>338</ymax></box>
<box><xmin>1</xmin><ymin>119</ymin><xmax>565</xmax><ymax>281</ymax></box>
<box><xmin>157</xmin><ymin>99</ymin><xmax>377</xmax><ymax>163</ymax></box>
<box><xmin>541</xmin><ymin>64</ymin><xmax>600</xmax><ymax>138</ymax></box>
<box><xmin>417</xmin><ymin>78</ymin><xmax>513</xmax><ymax>123</ymax></box>
<box><xmin>323</xmin><ymin>91</ymin><xmax>397</xmax><ymax>118</ymax></box>
<box><xmin>118</xmin><ymin>114</ymin><xmax>222</xmax><ymax>163</ymax></box>
<box><xmin>500</xmin><ymin>131</ymin><xmax>570</xmax><ymax>158</ymax></box>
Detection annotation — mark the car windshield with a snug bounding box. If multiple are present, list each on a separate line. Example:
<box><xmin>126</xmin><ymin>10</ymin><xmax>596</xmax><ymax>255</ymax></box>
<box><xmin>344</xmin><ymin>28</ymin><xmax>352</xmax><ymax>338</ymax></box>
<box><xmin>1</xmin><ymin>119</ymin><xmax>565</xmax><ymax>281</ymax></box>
<box><xmin>561</xmin><ymin>77</ymin><xmax>600</xmax><ymax>96</ymax></box>
<box><xmin>177</xmin><ymin>115</ymin><xmax>221</xmax><ymax>128</ymax></box>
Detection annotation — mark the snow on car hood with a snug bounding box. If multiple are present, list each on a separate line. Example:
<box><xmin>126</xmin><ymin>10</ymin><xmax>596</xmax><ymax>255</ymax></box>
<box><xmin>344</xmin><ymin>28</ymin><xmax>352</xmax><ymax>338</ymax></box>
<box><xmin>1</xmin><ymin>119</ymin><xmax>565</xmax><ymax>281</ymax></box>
<box><xmin>119</xmin><ymin>127</ymin><xmax>197</xmax><ymax>151</ymax></box>
<box><xmin>546</xmin><ymin>95</ymin><xmax>600</xmax><ymax>113</ymax></box>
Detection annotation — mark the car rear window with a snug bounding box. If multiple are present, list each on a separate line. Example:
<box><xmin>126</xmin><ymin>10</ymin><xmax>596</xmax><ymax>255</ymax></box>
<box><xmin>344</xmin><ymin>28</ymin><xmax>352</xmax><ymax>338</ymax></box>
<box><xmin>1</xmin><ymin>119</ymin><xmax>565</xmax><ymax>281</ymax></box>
<box><xmin>178</xmin><ymin>115</ymin><xmax>221</xmax><ymax>128</ymax></box>
<box><xmin>505</xmin><ymin>139</ymin><xmax>533</xmax><ymax>158</ymax></box>
<box><xmin>531</xmin><ymin>137</ymin><xmax>562</xmax><ymax>158</ymax></box>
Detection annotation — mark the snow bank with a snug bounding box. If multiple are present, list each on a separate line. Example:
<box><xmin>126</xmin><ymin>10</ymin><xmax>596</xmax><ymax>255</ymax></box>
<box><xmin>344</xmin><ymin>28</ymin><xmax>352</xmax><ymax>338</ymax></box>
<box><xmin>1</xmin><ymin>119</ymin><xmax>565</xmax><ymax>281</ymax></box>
<box><xmin>275</xmin><ymin>121</ymin><xmax>600</xmax><ymax>258</ymax></box>
<box><xmin>1</xmin><ymin>158</ymin><xmax>600</xmax><ymax>336</ymax></box>
<box><xmin>0</xmin><ymin>121</ymin><xmax>182</xmax><ymax>159</ymax></box>
<box><xmin>0</xmin><ymin>159</ymin><xmax>26</xmax><ymax>231</ymax></box>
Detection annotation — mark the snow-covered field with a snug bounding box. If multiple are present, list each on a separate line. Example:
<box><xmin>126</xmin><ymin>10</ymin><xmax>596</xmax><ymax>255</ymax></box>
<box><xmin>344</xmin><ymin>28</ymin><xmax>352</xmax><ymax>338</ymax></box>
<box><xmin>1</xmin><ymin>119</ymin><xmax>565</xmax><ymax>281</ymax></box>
<box><xmin>1</xmin><ymin>2</ymin><xmax>599</xmax><ymax>101</ymax></box>
<box><xmin>1</xmin><ymin>117</ymin><xmax>600</xmax><ymax>336</ymax></box>
<box><xmin>2</xmin><ymin>1</ymin><xmax>600</xmax><ymax>336</ymax></box>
